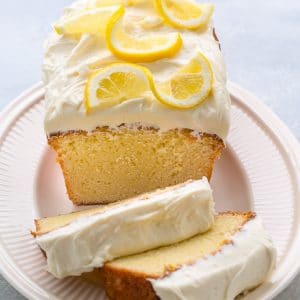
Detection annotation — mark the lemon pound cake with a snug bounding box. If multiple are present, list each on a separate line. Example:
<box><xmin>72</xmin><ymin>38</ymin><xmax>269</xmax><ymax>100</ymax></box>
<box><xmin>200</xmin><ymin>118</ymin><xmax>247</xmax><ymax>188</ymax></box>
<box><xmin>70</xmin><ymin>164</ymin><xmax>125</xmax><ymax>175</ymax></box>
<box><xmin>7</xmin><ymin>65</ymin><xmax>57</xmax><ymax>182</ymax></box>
<box><xmin>44</xmin><ymin>0</ymin><xmax>230</xmax><ymax>204</ymax></box>
<box><xmin>33</xmin><ymin>178</ymin><xmax>215</xmax><ymax>278</ymax></box>
<box><xmin>93</xmin><ymin>212</ymin><xmax>276</xmax><ymax>300</ymax></box>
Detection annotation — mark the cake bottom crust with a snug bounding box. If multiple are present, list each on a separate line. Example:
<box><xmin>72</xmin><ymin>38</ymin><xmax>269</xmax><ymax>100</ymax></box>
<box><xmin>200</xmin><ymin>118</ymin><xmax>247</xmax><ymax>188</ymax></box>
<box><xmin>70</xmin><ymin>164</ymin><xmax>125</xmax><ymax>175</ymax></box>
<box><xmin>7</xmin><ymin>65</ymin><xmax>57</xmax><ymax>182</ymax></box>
<box><xmin>83</xmin><ymin>268</ymin><xmax>157</xmax><ymax>300</ymax></box>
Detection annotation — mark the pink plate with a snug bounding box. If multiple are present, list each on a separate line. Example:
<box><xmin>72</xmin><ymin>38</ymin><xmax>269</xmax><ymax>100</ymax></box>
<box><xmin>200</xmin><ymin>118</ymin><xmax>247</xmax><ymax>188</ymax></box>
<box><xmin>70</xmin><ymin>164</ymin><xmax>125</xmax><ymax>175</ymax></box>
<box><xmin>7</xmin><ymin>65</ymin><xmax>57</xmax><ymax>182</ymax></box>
<box><xmin>0</xmin><ymin>82</ymin><xmax>299</xmax><ymax>299</ymax></box>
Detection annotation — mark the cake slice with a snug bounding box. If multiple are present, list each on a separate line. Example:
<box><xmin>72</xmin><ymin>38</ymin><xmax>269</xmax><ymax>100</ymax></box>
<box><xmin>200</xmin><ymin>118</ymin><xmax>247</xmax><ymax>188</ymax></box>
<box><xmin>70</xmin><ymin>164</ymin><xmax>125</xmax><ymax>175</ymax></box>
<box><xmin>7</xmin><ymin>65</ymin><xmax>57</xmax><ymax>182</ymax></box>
<box><xmin>88</xmin><ymin>212</ymin><xmax>276</xmax><ymax>300</ymax></box>
<box><xmin>43</xmin><ymin>0</ymin><xmax>229</xmax><ymax>205</ymax></box>
<box><xmin>32</xmin><ymin>178</ymin><xmax>215</xmax><ymax>278</ymax></box>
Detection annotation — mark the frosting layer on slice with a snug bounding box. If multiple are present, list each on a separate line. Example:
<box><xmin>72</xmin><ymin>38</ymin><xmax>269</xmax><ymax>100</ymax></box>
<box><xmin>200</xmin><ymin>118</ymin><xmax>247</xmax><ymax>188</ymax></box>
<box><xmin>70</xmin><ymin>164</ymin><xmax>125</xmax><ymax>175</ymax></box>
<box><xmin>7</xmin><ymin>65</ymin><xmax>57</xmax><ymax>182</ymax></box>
<box><xmin>34</xmin><ymin>178</ymin><xmax>214</xmax><ymax>278</ymax></box>
<box><xmin>150</xmin><ymin>216</ymin><xmax>276</xmax><ymax>300</ymax></box>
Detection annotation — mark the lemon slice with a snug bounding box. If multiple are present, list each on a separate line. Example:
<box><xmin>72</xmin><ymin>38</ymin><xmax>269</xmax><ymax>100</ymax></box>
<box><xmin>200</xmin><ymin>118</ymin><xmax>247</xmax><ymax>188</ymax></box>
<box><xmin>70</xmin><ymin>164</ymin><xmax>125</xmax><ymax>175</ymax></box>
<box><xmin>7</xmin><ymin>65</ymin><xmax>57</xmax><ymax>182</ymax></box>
<box><xmin>151</xmin><ymin>52</ymin><xmax>213</xmax><ymax>109</ymax></box>
<box><xmin>86</xmin><ymin>0</ymin><xmax>138</xmax><ymax>7</ymax></box>
<box><xmin>106</xmin><ymin>6</ymin><xmax>182</xmax><ymax>62</ymax></box>
<box><xmin>86</xmin><ymin>0</ymin><xmax>123</xmax><ymax>7</ymax></box>
<box><xmin>85</xmin><ymin>63</ymin><xmax>153</xmax><ymax>111</ymax></box>
<box><xmin>54</xmin><ymin>5</ymin><xmax>122</xmax><ymax>36</ymax></box>
<box><xmin>155</xmin><ymin>0</ymin><xmax>214</xmax><ymax>29</ymax></box>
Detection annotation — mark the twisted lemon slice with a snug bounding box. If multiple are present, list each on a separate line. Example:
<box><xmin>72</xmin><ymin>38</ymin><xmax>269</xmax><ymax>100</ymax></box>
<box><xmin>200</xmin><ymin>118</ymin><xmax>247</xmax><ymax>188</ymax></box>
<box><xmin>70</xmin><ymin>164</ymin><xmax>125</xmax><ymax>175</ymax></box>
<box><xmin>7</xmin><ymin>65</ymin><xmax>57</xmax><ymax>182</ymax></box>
<box><xmin>85</xmin><ymin>53</ymin><xmax>213</xmax><ymax>111</ymax></box>
<box><xmin>106</xmin><ymin>6</ymin><xmax>182</xmax><ymax>62</ymax></box>
<box><xmin>85</xmin><ymin>63</ymin><xmax>152</xmax><ymax>111</ymax></box>
<box><xmin>151</xmin><ymin>52</ymin><xmax>213</xmax><ymax>109</ymax></box>
<box><xmin>54</xmin><ymin>5</ymin><xmax>122</xmax><ymax>36</ymax></box>
<box><xmin>86</xmin><ymin>0</ymin><xmax>139</xmax><ymax>7</ymax></box>
<box><xmin>155</xmin><ymin>0</ymin><xmax>214</xmax><ymax>29</ymax></box>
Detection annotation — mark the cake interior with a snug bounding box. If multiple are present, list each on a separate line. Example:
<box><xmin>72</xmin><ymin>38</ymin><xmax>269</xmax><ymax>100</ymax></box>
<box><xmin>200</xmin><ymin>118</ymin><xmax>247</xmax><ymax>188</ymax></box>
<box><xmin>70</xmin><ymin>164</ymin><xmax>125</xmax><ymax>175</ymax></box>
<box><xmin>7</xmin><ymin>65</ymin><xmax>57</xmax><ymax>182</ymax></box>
<box><xmin>49</xmin><ymin>127</ymin><xmax>224</xmax><ymax>205</ymax></box>
<box><xmin>33</xmin><ymin>206</ymin><xmax>111</xmax><ymax>236</ymax></box>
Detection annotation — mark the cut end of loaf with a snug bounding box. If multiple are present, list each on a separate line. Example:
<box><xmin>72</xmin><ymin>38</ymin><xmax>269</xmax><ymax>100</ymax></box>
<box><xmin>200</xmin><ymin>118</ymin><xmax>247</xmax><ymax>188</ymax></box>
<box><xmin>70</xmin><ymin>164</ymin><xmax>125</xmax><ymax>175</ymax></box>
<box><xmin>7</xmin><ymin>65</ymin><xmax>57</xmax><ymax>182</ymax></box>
<box><xmin>48</xmin><ymin>126</ymin><xmax>224</xmax><ymax>205</ymax></box>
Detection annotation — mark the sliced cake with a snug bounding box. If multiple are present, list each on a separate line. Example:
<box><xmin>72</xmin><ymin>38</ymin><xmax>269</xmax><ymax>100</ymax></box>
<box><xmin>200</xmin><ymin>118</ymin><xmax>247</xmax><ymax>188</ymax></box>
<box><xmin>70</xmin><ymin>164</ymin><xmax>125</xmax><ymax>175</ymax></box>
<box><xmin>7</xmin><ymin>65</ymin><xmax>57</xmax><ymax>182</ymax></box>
<box><xmin>89</xmin><ymin>212</ymin><xmax>276</xmax><ymax>300</ymax></box>
<box><xmin>32</xmin><ymin>178</ymin><xmax>215</xmax><ymax>278</ymax></box>
<box><xmin>43</xmin><ymin>0</ymin><xmax>230</xmax><ymax>204</ymax></box>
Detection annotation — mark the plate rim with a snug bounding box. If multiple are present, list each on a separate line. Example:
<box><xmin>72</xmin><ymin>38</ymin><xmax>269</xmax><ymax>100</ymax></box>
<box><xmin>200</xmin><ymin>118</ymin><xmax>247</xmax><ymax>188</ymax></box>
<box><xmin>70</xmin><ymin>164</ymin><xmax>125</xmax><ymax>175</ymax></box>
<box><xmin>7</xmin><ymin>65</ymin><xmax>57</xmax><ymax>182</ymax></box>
<box><xmin>228</xmin><ymin>82</ymin><xmax>300</xmax><ymax>299</ymax></box>
<box><xmin>0</xmin><ymin>81</ymin><xmax>299</xmax><ymax>300</ymax></box>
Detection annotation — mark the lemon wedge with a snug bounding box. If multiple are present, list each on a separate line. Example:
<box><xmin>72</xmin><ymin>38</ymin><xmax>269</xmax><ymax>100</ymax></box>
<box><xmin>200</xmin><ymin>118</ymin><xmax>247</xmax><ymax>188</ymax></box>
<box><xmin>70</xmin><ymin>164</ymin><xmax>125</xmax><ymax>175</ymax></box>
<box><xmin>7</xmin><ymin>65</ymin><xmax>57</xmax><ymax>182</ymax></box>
<box><xmin>155</xmin><ymin>0</ymin><xmax>214</xmax><ymax>30</ymax></box>
<box><xmin>54</xmin><ymin>5</ymin><xmax>122</xmax><ymax>36</ymax></box>
<box><xmin>85</xmin><ymin>63</ymin><xmax>153</xmax><ymax>111</ymax></box>
<box><xmin>105</xmin><ymin>6</ymin><xmax>182</xmax><ymax>62</ymax></box>
<box><xmin>151</xmin><ymin>52</ymin><xmax>213</xmax><ymax>109</ymax></box>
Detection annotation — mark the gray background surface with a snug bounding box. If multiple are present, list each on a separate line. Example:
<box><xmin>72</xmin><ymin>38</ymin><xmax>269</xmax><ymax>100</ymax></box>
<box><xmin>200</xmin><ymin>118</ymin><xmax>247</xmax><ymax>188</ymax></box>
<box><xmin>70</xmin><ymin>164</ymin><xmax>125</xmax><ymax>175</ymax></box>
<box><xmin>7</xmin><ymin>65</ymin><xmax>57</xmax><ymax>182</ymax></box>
<box><xmin>0</xmin><ymin>0</ymin><xmax>299</xmax><ymax>299</ymax></box>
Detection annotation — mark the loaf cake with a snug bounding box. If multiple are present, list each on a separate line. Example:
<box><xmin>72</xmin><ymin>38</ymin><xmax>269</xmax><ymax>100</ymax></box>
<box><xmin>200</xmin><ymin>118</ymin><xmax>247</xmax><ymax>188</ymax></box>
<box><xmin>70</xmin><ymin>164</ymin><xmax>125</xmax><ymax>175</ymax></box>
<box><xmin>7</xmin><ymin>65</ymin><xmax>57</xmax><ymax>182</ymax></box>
<box><xmin>36</xmin><ymin>2</ymin><xmax>276</xmax><ymax>299</ymax></box>
<box><xmin>33</xmin><ymin>178</ymin><xmax>215</xmax><ymax>278</ymax></box>
<box><xmin>91</xmin><ymin>212</ymin><xmax>276</xmax><ymax>300</ymax></box>
<box><xmin>43</xmin><ymin>0</ymin><xmax>230</xmax><ymax>204</ymax></box>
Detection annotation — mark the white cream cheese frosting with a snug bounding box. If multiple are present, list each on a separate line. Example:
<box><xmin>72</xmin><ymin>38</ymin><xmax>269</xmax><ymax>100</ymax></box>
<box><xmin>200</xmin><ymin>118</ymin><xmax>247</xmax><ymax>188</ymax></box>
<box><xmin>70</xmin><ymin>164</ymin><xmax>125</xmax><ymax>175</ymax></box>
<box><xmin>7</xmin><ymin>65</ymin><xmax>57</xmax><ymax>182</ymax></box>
<box><xmin>43</xmin><ymin>0</ymin><xmax>230</xmax><ymax>139</ymax></box>
<box><xmin>149</xmin><ymin>217</ymin><xmax>276</xmax><ymax>300</ymax></box>
<box><xmin>36</xmin><ymin>178</ymin><xmax>215</xmax><ymax>278</ymax></box>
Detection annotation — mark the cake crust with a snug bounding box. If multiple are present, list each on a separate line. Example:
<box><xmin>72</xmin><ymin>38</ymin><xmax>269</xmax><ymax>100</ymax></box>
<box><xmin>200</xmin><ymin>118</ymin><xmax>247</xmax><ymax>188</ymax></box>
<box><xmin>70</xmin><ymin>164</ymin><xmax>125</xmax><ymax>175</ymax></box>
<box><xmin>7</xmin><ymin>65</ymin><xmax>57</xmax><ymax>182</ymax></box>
<box><xmin>96</xmin><ymin>268</ymin><xmax>157</xmax><ymax>300</ymax></box>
